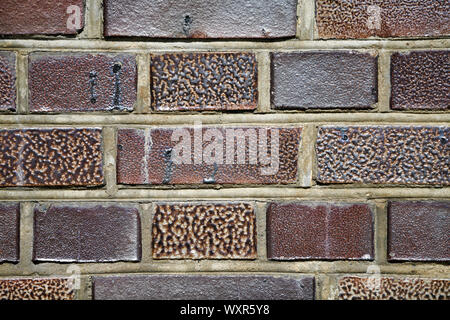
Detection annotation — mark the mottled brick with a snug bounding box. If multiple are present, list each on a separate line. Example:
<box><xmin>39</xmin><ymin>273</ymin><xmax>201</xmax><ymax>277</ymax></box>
<box><xmin>33</xmin><ymin>203</ymin><xmax>141</xmax><ymax>263</ymax></box>
<box><xmin>316</xmin><ymin>0</ymin><xmax>450</xmax><ymax>39</ymax></box>
<box><xmin>0</xmin><ymin>51</ymin><xmax>16</xmax><ymax>112</ymax></box>
<box><xmin>338</xmin><ymin>277</ymin><xmax>450</xmax><ymax>300</ymax></box>
<box><xmin>151</xmin><ymin>53</ymin><xmax>257</xmax><ymax>111</ymax></box>
<box><xmin>104</xmin><ymin>0</ymin><xmax>297</xmax><ymax>39</ymax></box>
<box><xmin>153</xmin><ymin>203</ymin><xmax>256</xmax><ymax>259</ymax></box>
<box><xmin>391</xmin><ymin>51</ymin><xmax>449</xmax><ymax>111</ymax></box>
<box><xmin>29</xmin><ymin>53</ymin><xmax>137</xmax><ymax>113</ymax></box>
<box><xmin>0</xmin><ymin>0</ymin><xmax>84</xmax><ymax>35</ymax></box>
<box><xmin>271</xmin><ymin>52</ymin><xmax>378</xmax><ymax>110</ymax></box>
<box><xmin>0</xmin><ymin>203</ymin><xmax>20</xmax><ymax>263</ymax></box>
<box><xmin>0</xmin><ymin>128</ymin><xmax>104</xmax><ymax>187</ymax></box>
<box><xmin>388</xmin><ymin>201</ymin><xmax>449</xmax><ymax>262</ymax></box>
<box><xmin>0</xmin><ymin>278</ymin><xmax>75</xmax><ymax>300</ymax></box>
<box><xmin>117</xmin><ymin>127</ymin><xmax>301</xmax><ymax>185</ymax></box>
<box><xmin>93</xmin><ymin>275</ymin><xmax>314</xmax><ymax>300</ymax></box>
<box><xmin>316</xmin><ymin>126</ymin><xmax>449</xmax><ymax>185</ymax></box>
<box><xmin>267</xmin><ymin>202</ymin><xmax>374</xmax><ymax>260</ymax></box>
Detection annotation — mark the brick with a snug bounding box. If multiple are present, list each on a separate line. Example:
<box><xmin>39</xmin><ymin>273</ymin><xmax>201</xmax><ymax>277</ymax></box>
<box><xmin>104</xmin><ymin>0</ymin><xmax>297</xmax><ymax>39</ymax></box>
<box><xmin>0</xmin><ymin>128</ymin><xmax>103</xmax><ymax>187</ymax></box>
<box><xmin>153</xmin><ymin>203</ymin><xmax>256</xmax><ymax>259</ymax></box>
<box><xmin>29</xmin><ymin>53</ymin><xmax>137</xmax><ymax>113</ymax></box>
<box><xmin>93</xmin><ymin>275</ymin><xmax>314</xmax><ymax>300</ymax></box>
<box><xmin>388</xmin><ymin>201</ymin><xmax>449</xmax><ymax>262</ymax></box>
<box><xmin>316</xmin><ymin>0</ymin><xmax>450</xmax><ymax>39</ymax></box>
<box><xmin>0</xmin><ymin>203</ymin><xmax>20</xmax><ymax>263</ymax></box>
<box><xmin>316</xmin><ymin>126</ymin><xmax>449</xmax><ymax>185</ymax></box>
<box><xmin>151</xmin><ymin>53</ymin><xmax>257</xmax><ymax>111</ymax></box>
<box><xmin>0</xmin><ymin>51</ymin><xmax>16</xmax><ymax>112</ymax></box>
<box><xmin>0</xmin><ymin>0</ymin><xmax>84</xmax><ymax>36</ymax></box>
<box><xmin>0</xmin><ymin>278</ymin><xmax>75</xmax><ymax>300</ymax></box>
<box><xmin>338</xmin><ymin>277</ymin><xmax>450</xmax><ymax>300</ymax></box>
<box><xmin>267</xmin><ymin>202</ymin><xmax>374</xmax><ymax>260</ymax></box>
<box><xmin>33</xmin><ymin>203</ymin><xmax>141</xmax><ymax>263</ymax></box>
<box><xmin>117</xmin><ymin>127</ymin><xmax>301</xmax><ymax>185</ymax></box>
<box><xmin>391</xmin><ymin>51</ymin><xmax>450</xmax><ymax>111</ymax></box>
<box><xmin>271</xmin><ymin>51</ymin><xmax>378</xmax><ymax>110</ymax></box>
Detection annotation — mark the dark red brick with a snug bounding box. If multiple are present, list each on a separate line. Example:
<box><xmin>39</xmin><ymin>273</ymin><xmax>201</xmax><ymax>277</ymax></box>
<box><xmin>93</xmin><ymin>275</ymin><xmax>314</xmax><ymax>300</ymax></box>
<box><xmin>33</xmin><ymin>203</ymin><xmax>141</xmax><ymax>263</ymax></box>
<box><xmin>388</xmin><ymin>201</ymin><xmax>449</xmax><ymax>262</ymax></box>
<box><xmin>0</xmin><ymin>128</ymin><xmax>104</xmax><ymax>187</ymax></box>
<box><xmin>0</xmin><ymin>51</ymin><xmax>16</xmax><ymax>112</ymax></box>
<box><xmin>151</xmin><ymin>53</ymin><xmax>257</xmax><ymax>111</ymax></box>
<box><xmin>104</xmin><ymin>0</ymin><xmax>297</xmax><ymax>39</ymax></box>
<box><xmin>271</xmin><ymin>51</ymin><xmax>378</xmax><ymax>110</ymax></box>
<box><xmin>0</xmin><ymin>278</ymin><xmax>76</xmax><ymax>300</ymax></box>
<box><xmin>0</xmin><ymin>0</ymin><xmax>84</xmax><ymax>36</ymax></box>
<box><xmin>267</xmin><ymin>202</ymin><xmax>374</xmax><ymax>260</ymax></box>
<box><xmin>338</xmin><ymin>277</ymin><xmax>450</xmax><ymax>300</ymax></box>
<box><xmin>391</xmin><ymin>51</ymin><xmax>449</xmax><ymax>111</ymax></box>
<box><xmin>316</xmin><ymin>0</ymin><xmax>450</xmax><ymax>39</ymax></box>
<box><xmin>153</xmin><ymin>203</ymin><xmax>256</xmax><ymax>259</ymax></box>
<box><xmin>316</xmin><ymin>126</ymin><xmax>449</xmax><ymax>185</ymax></box>
<box><xmin>0</xmin><ymin>203</ymin><xmax>20</xmax><ymax>263</ymax></box>
<box><xmin>117</xmin><ymin>127</ymin><xmax>301</xmax><ymax>185</ymax></box>
<box><xmin>29</xmin><ymin>53</ymin><xmax>137</xmax><ymax>113</ymax></box>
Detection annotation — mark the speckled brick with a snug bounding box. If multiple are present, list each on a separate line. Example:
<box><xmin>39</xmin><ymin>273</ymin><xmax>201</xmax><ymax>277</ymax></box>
<box><xmin>388</xmin><ymin>201</ymin><xmax>449</xmax><ymax>262</ymax></box>
<box><xmin>0</xmin><ymin>278</ymin><xmax>75</xmax><ymax>300</ymax></box>
<box><xmin>29</xmin><ymin>53</ymin><xmax>137</xmax><ymax>113</ymax></box>
<box><xmin>0</xmin><ymin>51</ymin><xmax>16</xmax><ymax>112</ymax></box>
<box><xmin>271</xmin><ymin>52</ymin><xmax>378</xmax><ymax>110</ymax></box>
<box><xmin>316</xmin><ymin>126</ymin><xmax>449</xmax><ymax>185</ymax></box>
<box><xmin>104</xmin><ymin>0</ymin><xmax>297</xmax><ymax>39</ymax></box>
<box><xmin>93</xmin><ymin>275</ymin><xmax>315</xmax><ymax>300</ymax></box>
<box><xmin>0</xmin><ymin>0</ymin><xmax>84</xmax><ymax>35</ymax></box>
<box><xmin>0</xmin><ymin>203</ymin><xmax>20</xmax><ymax>263</ymax></box>
<box><xmin>33</xmin><ymin>203</ymin><xmax>141</xmax><ymax>263</ymax></box>
<box><xmin>151</xmin><ymin>53</ymin><xmax>257</xmax><ymax>111</ymax></box>
<box><xmin>267</xmin><ymin>202</ymin><xmax>374</xmax><ymax>260</ymax></box>
<box><xmin>117</xmin><ymin>127</ymin><xmax>301</xmax><ymax>185</ymax></box>
<box><xmin>153</xmin><ymin>203</ymin><xmax>256</xmax><ymax>259</ymax></box>
<box><xmin>316</xmin><ymin>0</ymin><xmax>450</xmax><ymax>39</ymax></box>
<box><xmin>0</xmin><ymin>128</ymin><xmax>104</xmax><ymax>187</ymax></box>
<box><xmin>338</xmin><ymin>277</ymin><xmax>450</xmax><ymax>300</ymax></box>
<box><xmin>391</xmin><ymin>51</ymin><xmax>449</xmax><ymax>111</ymax></box>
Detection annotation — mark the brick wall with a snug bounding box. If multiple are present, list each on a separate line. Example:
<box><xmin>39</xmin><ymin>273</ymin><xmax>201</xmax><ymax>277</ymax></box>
<box><xmin>0</xmin><ymin>0</ymin><xmax>448</xmax><ymax>301</ymax></box>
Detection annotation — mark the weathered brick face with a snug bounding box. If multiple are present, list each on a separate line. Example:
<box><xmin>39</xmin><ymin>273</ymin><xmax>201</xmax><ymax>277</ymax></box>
<box><xmin>0</xmin><ymin>278</ymin><xmax>75</xmax><ymax>300</ymax></box>
<box><xmin>0</xmin><ymin>51</ymin><xmax>16</xmax><ymax>112</ymax></box>
<box><xmin>0</xmin><ymin>203</ymin><xmax>20</xmax><ymax>263</ymax></box>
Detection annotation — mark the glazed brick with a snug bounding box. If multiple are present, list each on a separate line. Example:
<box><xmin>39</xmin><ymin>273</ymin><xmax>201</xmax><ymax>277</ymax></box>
<box><xmin>271</xmin><ymin>52</ymin><xmax>378</xmax><ymax>110</ymax></box>
<box><xmin>153</xmin><ymin>203</ymin><xmax>256</xmax><ymax>259</ymax></box>
<box><xmin>0</xmin><ymin>278</ymin><xmax>75</xmax><ymax>300</ymax></box>
<box><xmin>151</xmin><ymin>53</ymin><xmax>257</xmax><ymax>111</ymax></box>
<box><xmin>93</xmin><ymin>275</ymin><xmax>314</xmax><ymax>300</ymax></box>
<box><xmin>267</xmin><ymin>202</ymin><xmax>374</xmax><ymax>260</ymax></box>
<box><xmin>33</xmin><ymin>203</ymin><xmax>141</xmax><ymax>263</ymax></box>
<box><xmin>29</xmin><ymin>53</ymin><xmax>137</xmax><ymax>113</ymax></box>
<box><xmin>117</xmin><ymin>127</ymin><xmax>301</xmax><ymax>185</ymax></box>
<box><xmin>0</xmin><ymin>51</ymin><xmax>16</xmax><ymax>112</ymax></box>
<box><xmin>391</xmin><ymin>51</ymin><xmax>450</xmax><ymax>111</ymax></box>
<box><xmin>338</xmin><ymin>277</ymin><xmax>450</xmax><ymax>300</ymax></box>
<box><xmin>104</xmin><ymin>0</ymin><xmax>297</xmax><ymax>39</ymax></box>
<box><xmin>0</xmin><ymin>128</ymin><xmax>103</xmax><ymax>187</ymax></box>
<box><xmin>316</xmin><ymin>0</ymin><xmax>450</xmax><ymax>39</ymax></box>
<box><xmin>388</xmin><ymin>201</ymin><xmax>449</xmax><ymax>262</ymax></box>
<box><xmin>0</xmin><ymin>0</ymin><xmax>84</xmax><ymax>35</ymax></box>
<box><xmin>0</xmin><ymin>203</ymin><xmax>20</xmax><ymax>263</ymax></box>
<box><xmin>316</xmin><ymin>126</ymin><xmax>449</xmax><ymax>185</ymax></box>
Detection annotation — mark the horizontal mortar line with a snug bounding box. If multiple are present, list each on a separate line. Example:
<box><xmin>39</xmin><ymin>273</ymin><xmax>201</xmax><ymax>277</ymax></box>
<box><xmin>0</xmin><ymin>113</ymin><xmax>450</xmax><ymax>125</ymax></box>
<box><xmin>0</xmin><ymin>187</ymin><xmax>448</xmax><ymax>200</ymax></box>
<box><xmin>0</xmin><ymin>39</ymin><xmax>449</xmax><ymax>51</ymax></box>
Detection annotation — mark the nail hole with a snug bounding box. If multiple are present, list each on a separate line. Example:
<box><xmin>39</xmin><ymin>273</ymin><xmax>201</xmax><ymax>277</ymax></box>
<box><xmin>113</xmin><ymin>63</ymin><xmax>122</xmax><ymax>73</ymax></box>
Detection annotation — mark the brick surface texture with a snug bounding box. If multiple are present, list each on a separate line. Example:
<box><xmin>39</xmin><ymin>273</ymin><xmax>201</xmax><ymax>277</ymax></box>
<box><xmin>0</xmin><ymin>0</ymin><xmax>448</xmax><ymax>302</ymax></box>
